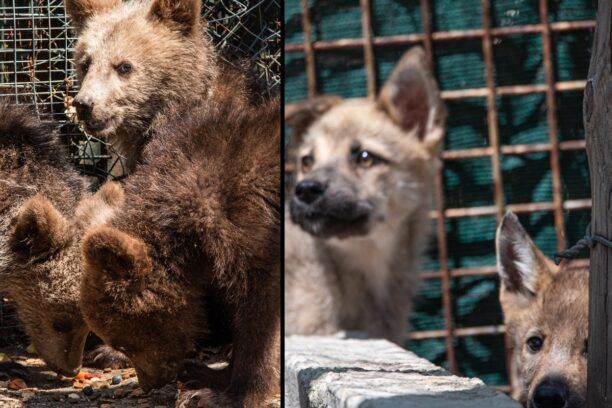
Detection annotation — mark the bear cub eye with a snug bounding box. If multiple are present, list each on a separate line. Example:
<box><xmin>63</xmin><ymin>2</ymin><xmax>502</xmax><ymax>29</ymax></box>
<box><xmin>52</xmin><ymin>319</ymin><xmax>74</xmax><ymax>333</ymax></box>
<box><xmin>115</xmin><ymin>61</ymin><xmax>133</xmax><ymax>76</ymax></box>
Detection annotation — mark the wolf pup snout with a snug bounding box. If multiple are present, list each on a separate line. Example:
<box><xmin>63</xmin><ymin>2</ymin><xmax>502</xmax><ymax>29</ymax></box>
<box><xmin>531</xmin><ymin>377</ymin><xmax>569</xmax><ymax>408</ymax></box>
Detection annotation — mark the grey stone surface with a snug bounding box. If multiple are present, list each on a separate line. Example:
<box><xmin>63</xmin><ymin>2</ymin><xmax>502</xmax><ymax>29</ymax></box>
<box><xmin>285</xmin><ymin>335</ymin><xmax>521</xmax><ymax>408</ymax></box>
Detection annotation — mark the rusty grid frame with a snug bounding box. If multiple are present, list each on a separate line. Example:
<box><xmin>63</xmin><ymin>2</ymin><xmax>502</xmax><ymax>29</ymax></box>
<box><xmin>286</xmin><ymin>0</ymin><xmax>595</xmax><ymax>392</ymax></box>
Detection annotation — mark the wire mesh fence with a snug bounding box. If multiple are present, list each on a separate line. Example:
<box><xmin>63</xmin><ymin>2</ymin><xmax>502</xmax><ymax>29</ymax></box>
<box><xmin>0</xmin><ymin>0</ymin><xmax>280</xmax><ymax>342</ymax></box>
<box><xmin>285</xmin><ymin>0</ymin><xmax>595</xmax><ymax>392</ymax></box>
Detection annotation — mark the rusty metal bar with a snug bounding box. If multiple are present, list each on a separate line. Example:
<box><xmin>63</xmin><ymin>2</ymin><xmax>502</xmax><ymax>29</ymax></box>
<box><xmin>299</xmin><ymin>0</ymin><xmax>317</xmax><ymax>96</ymax></box>
<box><xmin>539</xmin><ymin>0</ymin><xmax>565</xmax><ymax>251</ymax></box>
<box><xmin>442</xmin><ymin>139</ymin><xmax>586</xmax><ymax>160</ymax></box>
<box><xmin>285</xmin><ymin>20</ymin><xmax>596</xmax><ymax>53</ymax></box>
<box><xmin>409</xmin><ymin>325</ymin><xmax>506</xmax><ymax>340</ymax></box>
<box><xmin>418</xmin><ymin>0</ymin><xmax>457</xmax><ymax>374</ymax></box>
<box><xmin>428</xmin><ymin>198</ymin><xmax>592</xmax><ymax>219</ymax></box>
<box><xmin>482</xmin><ymin>0</ymin><xmax>510</xmax><ymax>389</ymax></box>
<box><xmin>480</xmin><ymin>0</ymin><xmax>504</xmax><ymax>222</ymax></box>
<box><xmin>359</xmin><ymin>0</ymin><xmax>377</xmax><ymax>98</ymax></box>
<box><xmin>420</xmin><ymin>259</ymin><xmax>590</xmax><ymax>280</ymax></box>
<box><xmin>286</xmin><ymin>80</ymin><xmax>586</xmax><ymax>108</ymax></box>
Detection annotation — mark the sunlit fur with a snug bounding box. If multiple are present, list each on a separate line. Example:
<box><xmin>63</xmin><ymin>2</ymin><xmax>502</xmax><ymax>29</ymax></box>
<box><xmin>80</xmin><ymin>98</ymin><xmax>280</xmax><ymax>407</ymax></box>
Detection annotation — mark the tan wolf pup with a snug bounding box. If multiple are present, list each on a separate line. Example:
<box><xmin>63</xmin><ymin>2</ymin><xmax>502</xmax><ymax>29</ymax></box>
<box><xmin>285</xmin><ymin>47</ymin><xmax>446</xmax><ymax>344</ymax></box>
<box><xmin>496</xmin><ymin>211</ymin><xmax>587</xmax><ymax>408</ymax></box>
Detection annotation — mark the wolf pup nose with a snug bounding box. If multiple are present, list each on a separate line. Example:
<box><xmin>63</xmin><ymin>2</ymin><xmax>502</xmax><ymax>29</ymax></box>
<box><xmin>531</xmin><ymin>378</ymin><xmax>569</xmax><ymax>408</ymax></box>
<box><xmin>294</xmin><ymin>179</ymin><xmax>326</xmax><ymax>204</ymax></box>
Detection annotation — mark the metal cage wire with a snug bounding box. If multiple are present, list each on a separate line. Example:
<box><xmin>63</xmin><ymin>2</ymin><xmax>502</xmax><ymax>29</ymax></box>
<box><xmin>285</xmin><ymin>0</ymin><xmax>595</xmax><ymax>392</ymax></box>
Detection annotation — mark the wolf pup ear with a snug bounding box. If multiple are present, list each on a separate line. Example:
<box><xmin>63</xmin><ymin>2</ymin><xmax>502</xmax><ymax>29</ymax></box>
<box><xmin>149</xmin><ymin>0</ymin><xmax>201</xmax><ymax>36</ymax></box>
<box><xmin>378</xmin><ymin>46</ymin><xmax>446</xmax><ymax>151</ymax></box>
<box><xmin>83</xmin><ymin>227</ymin><xmax>152</xmax><ymax>281</ymax></box>
<box><xmin>64</xmin><ymin>0</ymin><xmax>121</xmax><ymax>32</ymax></box>
<box><xmin>285</xmin><ymin>96</ymin><xmax>342</xmax><ymax>160</ymax></box>
<box><xmin>496</xmin><ymin>211</ymin><xmax>554</xmax><ymax>297</ymax></box>
<box><xmin>10</xmin><ymin>196</ymin><xmax>72</xmax><ymax>261</ymax></box>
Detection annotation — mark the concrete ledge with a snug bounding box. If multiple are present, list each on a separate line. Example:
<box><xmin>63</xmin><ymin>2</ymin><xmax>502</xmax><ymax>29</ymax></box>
<box><xmin>285</xmin><ymin>335</ymin><xmax>521</xmax><ymax>408</ymax></box>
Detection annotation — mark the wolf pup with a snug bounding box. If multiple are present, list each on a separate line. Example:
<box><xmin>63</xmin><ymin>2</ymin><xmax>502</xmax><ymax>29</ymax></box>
<box><xmin>285</xmin><ymin>47</ymin><xmax>445</xmax><ymax>344</ymax></box>
<box><xmin>79</xmin><ymin>98</ymin><xmax>280</xmax><ymax>407</ymax></box>
<box><xmin>496</xmin><ymin>211</ymin><xmax>587</xmax><ymax>408</ymax></box>
<box><xmin>0</xmin><ymin>102</ymin><xmax>123</xmax><ymax>375</ymax></box>
<box><xmin>64</xmin><ymin>0</ymin><xmax>251</xmax><ymax>172</ymax></box>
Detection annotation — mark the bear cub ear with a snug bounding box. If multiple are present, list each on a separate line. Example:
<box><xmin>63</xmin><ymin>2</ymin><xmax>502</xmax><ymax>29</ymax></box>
<box><xmin>64</xmin><ymin>0</ymin><xmax>122</xmax><ymax>32</ymax></box>
<box><xmin>10</xmin><ymin>195</ymin><xmax>73</xmax><ymax>261</ymax></box>
<box><xmin>149</xmin><ymin>0</ymin><xmax>201</xmax><ymax>36</ymax></box>
<box><xmin>83</xmin><ymin>227</ymin><xmax>152</xmax><ymax>281</ymax></box>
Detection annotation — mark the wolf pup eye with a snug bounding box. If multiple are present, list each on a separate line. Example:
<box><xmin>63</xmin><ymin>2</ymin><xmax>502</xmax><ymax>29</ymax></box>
<box><xmin>301</xmin><ymin>155</ymin><xmax>314</xmax><ymax>172</ymax></box>
<box><xmin>115</xmin><ymin>61</ymin><xmax>133</xmax><ymax>76</ymax></box>
<box><xmin>356</xmin><ymin>150</ymin><xmax>382</xmax><ymax>168</ymax></box>
<box><xmin>526</xmin><ymin>335</ymin><xmax>543</xmax><ymax>353</ymax></box>
<box><xmin>52</xmin><ymin>319</ymin><xmax>74</xmax><ymax>333</ymax></box>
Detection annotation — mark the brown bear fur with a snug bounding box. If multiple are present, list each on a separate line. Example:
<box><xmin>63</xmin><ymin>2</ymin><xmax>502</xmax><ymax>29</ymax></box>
<box><xmin>0</xmin><ymin>102</ymin><xmax>124</xmax><ymax>375</ymax></box>
<box><xmin>65</xmin><ymin>0</ymin><xmax>254</xmax><ymax>173</ymax></box>
<box><xmin>79</xmin><ymin>97</ymin><xmax>281</xmax><ymax>407</ymax></box>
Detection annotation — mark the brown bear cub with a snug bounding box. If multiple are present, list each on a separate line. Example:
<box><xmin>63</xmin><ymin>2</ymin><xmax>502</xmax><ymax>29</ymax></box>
<box><xmin>0</xmin><ymin>102</ymin><xmax>124</xmax><ymax>376</ymax></box>
<box><xmin>65</xmin><ymin>0</ymin><xmax>253</xmax><ymax>173</ymax></box>
<box><xmin>79</xmin><ymin>98</ymin><xmax>280</xmax><ymax>407</ymax></box>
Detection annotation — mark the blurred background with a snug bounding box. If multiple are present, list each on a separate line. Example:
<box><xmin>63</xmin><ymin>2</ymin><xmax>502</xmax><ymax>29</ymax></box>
<box><xmin>285</xmin><ymin>0</ymin><xmax>595</xmax><ymax>392</ymax></box>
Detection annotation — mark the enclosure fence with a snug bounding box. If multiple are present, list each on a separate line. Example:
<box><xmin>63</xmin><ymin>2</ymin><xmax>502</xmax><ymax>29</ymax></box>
<box><xmin>0</xmin><ymin>0</ymin><xmax>280</xmax><ymax>341</ymax></box>
<box><xmin>286</xmin><ymin>0</ymin><xmax>595</xmax><ymax>391</ymax></box>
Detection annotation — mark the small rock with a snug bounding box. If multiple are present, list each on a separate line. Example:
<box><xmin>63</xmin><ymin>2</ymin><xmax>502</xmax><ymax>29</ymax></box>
<box><xmin>20</xmin><ymin>390</ymin><xmax>35</xmax><ymax>402</ymax></box>
<box><xmin>113</xmin><ymin>388</ymin><xmax>127</xmax><ymax>399</ymax></box>
<box><xmin>67</xmin><ymin>393</ymin><xmax>80</xmax><ymax>400</ymax></box>
<box><xmin>7</xmin><ymin>378</ymin><xmax>27</xmax><ymax>390</ymax></box>
<box><xmin>111</xmin><ymin>375</ymin><xmax>122</xmax><ymax>385</ymax></box>
<box><xmin>100</xmin><ymin>404</ymin><xmax>112</xmax><ymax>408</ymax></box>
<box><xmin>83</xmin><ymin>385</ymin><xmax>94</xmax><ymax>396</ymax></box>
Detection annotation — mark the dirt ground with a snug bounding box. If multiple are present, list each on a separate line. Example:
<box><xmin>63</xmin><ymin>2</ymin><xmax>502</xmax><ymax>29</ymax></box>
<box><xmin>0</xmin><ymin>346</ymin><xmax>280</xmax><ymax>407</ymax></box>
